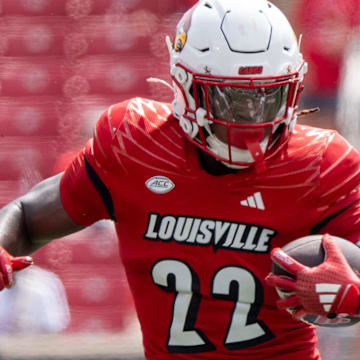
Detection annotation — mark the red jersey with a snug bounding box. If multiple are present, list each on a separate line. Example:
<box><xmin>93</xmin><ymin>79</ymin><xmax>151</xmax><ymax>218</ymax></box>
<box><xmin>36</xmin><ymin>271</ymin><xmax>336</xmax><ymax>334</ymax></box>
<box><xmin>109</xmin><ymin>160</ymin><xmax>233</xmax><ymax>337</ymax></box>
<box><xmin>60</xmin><ymin>98</ymin><xmax>360</xmax><ymax>360</ymax></box>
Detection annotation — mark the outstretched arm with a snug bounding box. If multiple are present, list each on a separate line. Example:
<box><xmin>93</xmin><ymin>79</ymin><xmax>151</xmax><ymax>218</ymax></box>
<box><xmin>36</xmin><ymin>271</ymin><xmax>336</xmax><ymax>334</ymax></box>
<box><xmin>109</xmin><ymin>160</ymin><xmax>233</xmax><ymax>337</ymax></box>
<box><xmin>0</xmin><ymin>173</ymin><xmax>85</xmax><ymax>256</ymax></box>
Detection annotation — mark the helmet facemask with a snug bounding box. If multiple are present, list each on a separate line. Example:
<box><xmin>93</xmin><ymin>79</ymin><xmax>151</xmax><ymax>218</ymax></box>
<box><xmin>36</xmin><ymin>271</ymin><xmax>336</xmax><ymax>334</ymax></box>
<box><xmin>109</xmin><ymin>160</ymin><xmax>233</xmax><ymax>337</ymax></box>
<box><xmin>175</xmin><ymin>67</ymin><xmax>303</xmax><ymax>170</ymax></box>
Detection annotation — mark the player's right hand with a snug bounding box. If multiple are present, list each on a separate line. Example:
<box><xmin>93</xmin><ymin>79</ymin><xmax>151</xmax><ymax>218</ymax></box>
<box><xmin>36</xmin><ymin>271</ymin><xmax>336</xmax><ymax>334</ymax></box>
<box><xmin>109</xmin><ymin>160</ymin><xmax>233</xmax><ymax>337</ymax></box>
<box><xmin>0</xmin><ymin>246</ymin><xmax>33</xmax><ymax>290</ymax></box>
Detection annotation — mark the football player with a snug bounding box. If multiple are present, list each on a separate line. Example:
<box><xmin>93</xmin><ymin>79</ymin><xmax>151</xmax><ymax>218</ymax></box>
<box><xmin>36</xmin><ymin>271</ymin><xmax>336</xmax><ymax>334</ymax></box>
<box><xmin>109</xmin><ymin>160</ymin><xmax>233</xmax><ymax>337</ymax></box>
<box><xmin>1</xmin><ymin>1</ymin><xmax>360</xmax><ymax>359</ymax></box>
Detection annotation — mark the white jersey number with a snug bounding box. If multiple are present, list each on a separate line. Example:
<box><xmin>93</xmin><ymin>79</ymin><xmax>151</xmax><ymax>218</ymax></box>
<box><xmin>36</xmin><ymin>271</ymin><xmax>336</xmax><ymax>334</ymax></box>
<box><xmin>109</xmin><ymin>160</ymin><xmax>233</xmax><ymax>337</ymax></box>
<box><xmin>151</xmin><ymin>259</ymin><xmax>273</xmax><ymax>353</ymax></box>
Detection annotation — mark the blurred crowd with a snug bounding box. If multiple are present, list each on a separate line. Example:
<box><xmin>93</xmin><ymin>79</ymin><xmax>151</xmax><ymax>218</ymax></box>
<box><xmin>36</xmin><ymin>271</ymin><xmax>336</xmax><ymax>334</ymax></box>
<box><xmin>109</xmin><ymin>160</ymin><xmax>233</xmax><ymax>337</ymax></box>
<box><xmin>291</xmin><ymin>0</ymin><xmax>360</xmax><ymax>132</ymax></box>
<box><xmin>0</xmin><ymin>0</ymin><xmax>360</xmax><ymax>359</ymax></box>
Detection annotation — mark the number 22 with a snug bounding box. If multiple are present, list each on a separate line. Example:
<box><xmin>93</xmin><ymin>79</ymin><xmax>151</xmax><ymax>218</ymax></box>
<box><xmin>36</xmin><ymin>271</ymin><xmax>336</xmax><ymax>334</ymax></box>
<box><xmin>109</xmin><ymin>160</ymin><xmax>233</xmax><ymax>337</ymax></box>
<box><xmin>151</xmin><ymin>259</ymin><xmax>274</xmax><ymax>353</ymax></box>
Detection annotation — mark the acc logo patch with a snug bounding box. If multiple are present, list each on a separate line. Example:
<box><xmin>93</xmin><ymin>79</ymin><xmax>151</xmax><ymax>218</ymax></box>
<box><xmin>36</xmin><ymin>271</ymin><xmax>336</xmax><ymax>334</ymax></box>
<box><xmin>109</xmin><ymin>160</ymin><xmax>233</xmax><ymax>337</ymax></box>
<box><xmin>174</xmin><ymin>6</ymin><xmax>195</xmax><ymax>52</ymax></box>
<box><xmin>145</xmin><ymin>176</ymin><xmax>175</xmax><ymax>194</ymax></box>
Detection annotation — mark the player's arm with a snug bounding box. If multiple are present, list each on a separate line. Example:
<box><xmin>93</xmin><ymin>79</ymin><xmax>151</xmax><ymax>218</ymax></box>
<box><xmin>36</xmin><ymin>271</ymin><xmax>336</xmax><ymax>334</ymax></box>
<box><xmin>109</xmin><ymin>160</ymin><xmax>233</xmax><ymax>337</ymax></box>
<box><xmin>0</xmin><ymin>173</ymin><xmax>84</xmax><ymax>256</ymax></box>
<box><xmin>0</xmin><ymin>173</ymin><xmax>85</xmax><ymax>290</ymax></box>
<box><xmin>267</xmin><ymin>133</ymin><xmax>360</xmax><ymax>320</ymax></box>
<box><xmin>0</xmin><ymin>105</ymin><xmax>119</xmax><ymax>258</ymax></box>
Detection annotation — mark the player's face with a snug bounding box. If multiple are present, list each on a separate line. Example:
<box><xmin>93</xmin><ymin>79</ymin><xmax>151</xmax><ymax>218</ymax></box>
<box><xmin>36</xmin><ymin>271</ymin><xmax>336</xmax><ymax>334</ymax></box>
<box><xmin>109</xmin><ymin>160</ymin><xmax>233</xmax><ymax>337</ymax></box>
<box><xmin>207</xmin><ymin>84</ymin><xmax>288</xmax><ymax>145</ymax></box>
<box><xmin>208</xmin><ymin>84</ymin><xmax>287</xmax><ymax>124</ymax></box>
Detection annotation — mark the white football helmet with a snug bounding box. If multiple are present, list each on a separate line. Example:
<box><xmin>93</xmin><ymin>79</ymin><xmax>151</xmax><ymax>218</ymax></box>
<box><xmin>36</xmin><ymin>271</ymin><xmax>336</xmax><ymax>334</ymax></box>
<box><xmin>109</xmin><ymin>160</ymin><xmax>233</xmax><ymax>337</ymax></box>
<box><xmin>167</xmin><ymin>0</ymin><xmax>307</xmax><ymax>170</ymax></box>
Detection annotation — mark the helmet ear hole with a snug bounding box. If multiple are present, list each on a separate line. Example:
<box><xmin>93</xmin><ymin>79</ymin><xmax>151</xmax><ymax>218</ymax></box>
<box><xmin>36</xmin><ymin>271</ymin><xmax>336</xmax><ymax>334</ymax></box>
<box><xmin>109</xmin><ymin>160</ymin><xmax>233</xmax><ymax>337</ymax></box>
<box><xmin>180</xmin><ymin>118</ymin><xmax>198</xmax><ymax>139</ymax></box>
<box><xmin>171</xmin><ymin>66</ymin><xmax>188</xmax><ymax>85</ymax></box>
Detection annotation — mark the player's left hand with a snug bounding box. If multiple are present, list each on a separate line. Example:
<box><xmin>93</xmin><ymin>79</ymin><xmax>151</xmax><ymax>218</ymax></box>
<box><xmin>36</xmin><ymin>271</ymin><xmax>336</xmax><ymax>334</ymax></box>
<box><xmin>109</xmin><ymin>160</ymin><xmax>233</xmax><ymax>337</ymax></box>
<box><xmin>0</xmin><ymin>246</ymin><xmax>33</xmax><ymax>290</ymax></box>
<box><xmin>265</xmin><ymin>234</ymin><xmax>360</xmax><ymax>321</ymax></box>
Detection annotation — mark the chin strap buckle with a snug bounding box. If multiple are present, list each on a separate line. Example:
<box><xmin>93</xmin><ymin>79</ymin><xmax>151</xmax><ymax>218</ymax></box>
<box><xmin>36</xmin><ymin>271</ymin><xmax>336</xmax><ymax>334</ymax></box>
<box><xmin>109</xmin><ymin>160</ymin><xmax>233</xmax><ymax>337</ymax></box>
<box><xmin>195</xmin><ymin>108</ymin><xmax>209</xmax><ymax>127</ymax></box>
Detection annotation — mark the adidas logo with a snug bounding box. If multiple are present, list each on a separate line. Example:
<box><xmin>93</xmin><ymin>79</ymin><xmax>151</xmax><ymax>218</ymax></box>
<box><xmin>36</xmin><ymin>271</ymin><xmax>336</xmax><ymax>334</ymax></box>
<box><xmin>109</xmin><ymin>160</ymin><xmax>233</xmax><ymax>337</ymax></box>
<box><xmin>240</xmin><ymin>192</ymin><xmax>265</xmax><ymax>210</ymax></box>
<box><xmin>316</xmin><ymin>283</ymin><xmax>341</xmax><ymax>312</ymax></box>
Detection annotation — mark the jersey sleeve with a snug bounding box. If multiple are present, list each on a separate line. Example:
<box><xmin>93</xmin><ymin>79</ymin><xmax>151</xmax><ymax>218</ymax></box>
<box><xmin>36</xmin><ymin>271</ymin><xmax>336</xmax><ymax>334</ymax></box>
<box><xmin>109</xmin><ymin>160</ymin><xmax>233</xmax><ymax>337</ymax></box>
<box><xmin>59</xmin><ymin>146</ymin><xmax>110</xmax><ymax>226</ymax></box>
<box><xmin>59</xmin><ymin>102</ymin><xmax>128</xmax><ymax>226</ymax></box>
<box><xmin>313</xmin><ymin>132</ymin><xmax>360</xmax><ymax>242</ymax></box>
